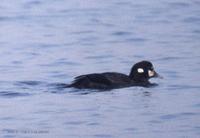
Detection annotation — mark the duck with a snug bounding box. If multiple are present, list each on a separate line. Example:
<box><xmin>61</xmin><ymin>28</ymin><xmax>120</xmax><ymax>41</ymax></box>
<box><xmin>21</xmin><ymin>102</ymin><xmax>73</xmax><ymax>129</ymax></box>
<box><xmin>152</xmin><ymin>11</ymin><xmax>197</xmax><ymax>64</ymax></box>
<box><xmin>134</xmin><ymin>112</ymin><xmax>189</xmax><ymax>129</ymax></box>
<box><xmin>67</xmin><ymin>61</ymin><xmax>162</xmax><ymax>89</ymax></box>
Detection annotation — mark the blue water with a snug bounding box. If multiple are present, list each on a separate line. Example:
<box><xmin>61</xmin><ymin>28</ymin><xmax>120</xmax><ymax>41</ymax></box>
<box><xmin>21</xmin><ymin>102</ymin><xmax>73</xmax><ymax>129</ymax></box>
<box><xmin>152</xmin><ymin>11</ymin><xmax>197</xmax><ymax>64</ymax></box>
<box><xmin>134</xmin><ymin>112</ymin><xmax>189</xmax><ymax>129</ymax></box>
<box><xmin>0</xmin><ymin>0</ymin><xmax>200</xmax><ymax>138</ymax></box>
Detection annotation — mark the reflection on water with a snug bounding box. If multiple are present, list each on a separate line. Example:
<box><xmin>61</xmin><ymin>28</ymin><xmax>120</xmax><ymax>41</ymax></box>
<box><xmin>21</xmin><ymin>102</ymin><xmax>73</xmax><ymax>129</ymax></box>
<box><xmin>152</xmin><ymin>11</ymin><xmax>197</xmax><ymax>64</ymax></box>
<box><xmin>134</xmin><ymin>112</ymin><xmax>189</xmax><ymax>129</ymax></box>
<box><xmin>0</xmin><ymin>0</ymin><xmax>200</xmax><ymax>138</ymax></box>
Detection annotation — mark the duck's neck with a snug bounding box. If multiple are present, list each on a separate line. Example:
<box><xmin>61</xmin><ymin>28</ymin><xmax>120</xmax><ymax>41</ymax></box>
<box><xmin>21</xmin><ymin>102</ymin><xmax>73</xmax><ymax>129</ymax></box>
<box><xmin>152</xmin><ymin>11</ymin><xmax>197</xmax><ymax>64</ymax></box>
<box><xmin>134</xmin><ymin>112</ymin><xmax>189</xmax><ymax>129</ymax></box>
<box><xmin>129</xmin><ymin>74</ymin><xmax>149</xmax><ymax>84</ymax></box>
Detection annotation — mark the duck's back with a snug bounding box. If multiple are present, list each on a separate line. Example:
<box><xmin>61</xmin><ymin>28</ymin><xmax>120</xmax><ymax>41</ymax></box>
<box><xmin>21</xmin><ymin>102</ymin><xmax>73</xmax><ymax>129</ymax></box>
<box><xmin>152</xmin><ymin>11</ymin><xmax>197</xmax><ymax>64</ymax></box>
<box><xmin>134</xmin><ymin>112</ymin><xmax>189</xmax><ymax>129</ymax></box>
<box><xmin>68</xmin><ymin>72</ymin><xmax>132</xmax><ymax>89</ymax></box>
<box><xmin>102</xmin><ymin>72</ymin><xmax>131</xmax><ymax>84</ymax></box>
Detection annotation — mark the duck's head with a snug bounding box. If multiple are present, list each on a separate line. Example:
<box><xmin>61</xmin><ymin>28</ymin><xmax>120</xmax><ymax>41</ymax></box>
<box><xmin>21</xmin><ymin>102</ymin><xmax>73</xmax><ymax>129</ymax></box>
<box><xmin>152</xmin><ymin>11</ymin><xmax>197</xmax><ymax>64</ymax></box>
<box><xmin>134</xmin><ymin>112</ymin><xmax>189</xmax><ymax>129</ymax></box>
<box><xmin>129</xmin><ymin>61</ymin><xmax>162</xmax><ymax>82</ymax></box>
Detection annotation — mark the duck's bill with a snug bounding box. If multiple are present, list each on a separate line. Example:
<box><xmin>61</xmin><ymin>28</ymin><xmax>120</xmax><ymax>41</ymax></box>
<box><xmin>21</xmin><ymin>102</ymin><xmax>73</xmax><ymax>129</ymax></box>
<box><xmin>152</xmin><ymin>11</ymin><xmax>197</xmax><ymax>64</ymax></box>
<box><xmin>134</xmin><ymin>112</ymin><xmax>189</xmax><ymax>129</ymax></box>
<box><xmin>148</xmin><ymin>70</ymin><xmax>163</xmax><ymax>79</ymax></box>
<box><xmin>153</xmin><ymin>71</ymin><xmax>163</xmax><ymax>79</ymax></box>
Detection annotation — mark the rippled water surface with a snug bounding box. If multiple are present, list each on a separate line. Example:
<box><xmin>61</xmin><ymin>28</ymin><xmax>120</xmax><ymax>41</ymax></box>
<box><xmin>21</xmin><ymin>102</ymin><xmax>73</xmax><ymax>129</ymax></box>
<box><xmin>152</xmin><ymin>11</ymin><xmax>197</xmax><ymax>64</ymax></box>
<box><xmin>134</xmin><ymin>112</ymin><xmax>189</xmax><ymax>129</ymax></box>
<box><xmin>0</xmin><ymin>0</ymin><xmax>200</xmax><ymax>138</ymax></box>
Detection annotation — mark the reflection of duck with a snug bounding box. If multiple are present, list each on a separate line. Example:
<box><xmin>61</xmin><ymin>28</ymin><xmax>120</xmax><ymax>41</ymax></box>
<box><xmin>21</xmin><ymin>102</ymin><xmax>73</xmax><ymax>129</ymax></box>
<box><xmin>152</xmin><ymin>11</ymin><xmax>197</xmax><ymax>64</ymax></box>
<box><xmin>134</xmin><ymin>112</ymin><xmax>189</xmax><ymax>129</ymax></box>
<box><xmin>67</xmin><ymin>61</ymin><xmax>162</xmax><ymax>89</ymax></box>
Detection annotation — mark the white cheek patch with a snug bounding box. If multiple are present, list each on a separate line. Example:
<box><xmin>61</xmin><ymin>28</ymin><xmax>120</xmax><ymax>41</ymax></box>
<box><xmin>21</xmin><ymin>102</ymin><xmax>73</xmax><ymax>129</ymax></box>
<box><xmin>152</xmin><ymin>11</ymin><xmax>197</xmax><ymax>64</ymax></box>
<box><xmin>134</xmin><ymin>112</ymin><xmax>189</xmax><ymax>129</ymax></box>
<box><xmin>148</xmin><ymin>70</ymin><xmax>154</xmax><ymax>77</ymax></box>
<box><xmin>137</xmin><ymin>68</ymin><xmax>144</xmax><ymax>73</ymax></box>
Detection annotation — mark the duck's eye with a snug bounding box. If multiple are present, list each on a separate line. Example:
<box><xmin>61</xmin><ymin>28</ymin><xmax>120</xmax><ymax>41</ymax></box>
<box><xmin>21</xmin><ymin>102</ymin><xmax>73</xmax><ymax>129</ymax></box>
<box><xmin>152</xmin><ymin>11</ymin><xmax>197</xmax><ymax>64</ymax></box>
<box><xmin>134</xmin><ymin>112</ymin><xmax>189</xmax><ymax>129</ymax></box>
<box><xmin>137</xmin><ymin>68</ymin><xmax>144</xmax><ymax>73</ymax></box>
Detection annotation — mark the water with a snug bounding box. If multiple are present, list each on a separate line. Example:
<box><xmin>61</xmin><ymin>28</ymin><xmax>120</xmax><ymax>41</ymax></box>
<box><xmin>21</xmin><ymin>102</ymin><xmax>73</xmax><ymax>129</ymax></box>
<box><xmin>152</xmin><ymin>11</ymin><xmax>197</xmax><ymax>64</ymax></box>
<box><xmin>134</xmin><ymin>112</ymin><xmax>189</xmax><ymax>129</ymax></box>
<box><xmin>0</xmin><ymin>0</ymin><xmax>200</xmax><ymax>137</ymax></box>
